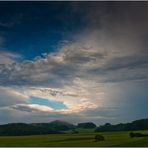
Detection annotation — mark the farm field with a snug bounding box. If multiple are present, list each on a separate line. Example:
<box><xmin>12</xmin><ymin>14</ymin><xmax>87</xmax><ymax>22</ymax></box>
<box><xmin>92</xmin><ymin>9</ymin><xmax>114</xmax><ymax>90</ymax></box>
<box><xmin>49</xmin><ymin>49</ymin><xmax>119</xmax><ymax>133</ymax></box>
<box><xmin>0</xmin><ymin>130</ymin><xmax>148</xmax><ymax>147</ymax></box>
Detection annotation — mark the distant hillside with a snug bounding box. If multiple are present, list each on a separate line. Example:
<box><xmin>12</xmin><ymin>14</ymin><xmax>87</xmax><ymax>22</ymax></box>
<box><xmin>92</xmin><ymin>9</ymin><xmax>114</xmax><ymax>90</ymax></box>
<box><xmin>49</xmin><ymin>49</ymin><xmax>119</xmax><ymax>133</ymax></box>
<box><xmin>77</xmin><ymin>122</ymin><xmax>96</xmax><ymax>129</ymax></box>
<box><xmin>95</xmin><ymin>119</ymin><xmax>148</xmax><ymax>132</ymax></box>
<box><xmin>0</xmin><ymin>123</ymin><xmax>63</xmax><ymax>136</ymax></box>
<box><xmin>0</xmin><ymin>118</ymin><xmax>148</xmax><ymax>136</ymax></box>
<box><xmin>0</xmin><ymin>120</ymin><xmax>75</xmax><ymax>136</ymax></box>
<box><xmin>31</xmin><ymin>120</ymin><xmax>75</xmax><ymax>131</ymax></box>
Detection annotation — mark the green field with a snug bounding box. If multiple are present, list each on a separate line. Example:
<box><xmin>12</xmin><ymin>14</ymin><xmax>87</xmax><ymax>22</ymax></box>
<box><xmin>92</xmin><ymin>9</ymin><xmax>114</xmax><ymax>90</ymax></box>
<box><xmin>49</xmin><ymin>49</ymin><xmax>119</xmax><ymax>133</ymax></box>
<box><xmin>0</xmin><ymin>130</ymin><xmax>148</xmax><ymax>147</ymax></box>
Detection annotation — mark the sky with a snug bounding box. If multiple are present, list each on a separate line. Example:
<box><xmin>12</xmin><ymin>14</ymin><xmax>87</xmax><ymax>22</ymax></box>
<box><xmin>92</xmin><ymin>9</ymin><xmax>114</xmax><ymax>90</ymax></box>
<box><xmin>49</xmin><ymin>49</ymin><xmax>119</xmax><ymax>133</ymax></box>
<box><xmin>0</xmin><ymin>1</ymin><xmax>148</xmax><ymax>125</ymax></box>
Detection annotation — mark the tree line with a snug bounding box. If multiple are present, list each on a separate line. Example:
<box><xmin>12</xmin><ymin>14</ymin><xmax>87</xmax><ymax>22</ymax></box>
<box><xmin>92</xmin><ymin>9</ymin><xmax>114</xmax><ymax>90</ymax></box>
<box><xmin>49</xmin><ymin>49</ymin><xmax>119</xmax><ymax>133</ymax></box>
<box><xmin>0</xmin><ymin>119</ymin><xmax>148</xmax><ymax>136</ymax></box>
<box><xmin>95</xmin><ymin>119</ymin><xmax>148</xmax><ymax>132</ymax></box>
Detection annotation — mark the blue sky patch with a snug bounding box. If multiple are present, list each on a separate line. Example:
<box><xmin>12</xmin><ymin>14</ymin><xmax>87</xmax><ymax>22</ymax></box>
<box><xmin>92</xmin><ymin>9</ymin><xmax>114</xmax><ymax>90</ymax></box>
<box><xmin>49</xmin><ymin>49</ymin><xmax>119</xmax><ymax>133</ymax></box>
<box><xmin>29</xmin><ymin>96</ymin><xmax>67</xmax><ymax>110</ymax></box>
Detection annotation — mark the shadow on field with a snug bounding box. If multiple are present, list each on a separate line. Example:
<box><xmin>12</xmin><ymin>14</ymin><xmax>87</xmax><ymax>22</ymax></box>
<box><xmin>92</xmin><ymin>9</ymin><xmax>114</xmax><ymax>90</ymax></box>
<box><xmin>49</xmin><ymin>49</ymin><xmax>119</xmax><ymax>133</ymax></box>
<box><xmin>51</xmin><ymin>136</ymin><xmax>94</xmax><ymax>142</ymax></box>
<box><xmin>52</xmin><ymin>134</ymin><xmax>106</xmax><ymax>143</ymax></box>
<box><xmin>129</xmin><ymin>132</ymin><xmax>148</xmax><ymax>138</ymax></box>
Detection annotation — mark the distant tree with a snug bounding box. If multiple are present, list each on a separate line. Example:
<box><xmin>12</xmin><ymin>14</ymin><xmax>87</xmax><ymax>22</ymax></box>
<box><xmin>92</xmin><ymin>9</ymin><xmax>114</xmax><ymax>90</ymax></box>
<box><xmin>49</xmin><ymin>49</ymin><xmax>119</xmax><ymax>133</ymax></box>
<box><xmin>96</xmin><ymin>119</ymin><xmax>148</xmax><ymax>132</ymax></box>
<box><xmin>95</xmin><ymin>123</ymin><xmax>113</xmax><ymax>132</ymax></box>
<box><xmin>129</xmin><ymin>132</ymin><xmax>134</xmax><ymax>138</ymax></box>
<box><xmin>77</xmin><ymin>122</ymin><xmax>96</xmax><ymax>129</ymax></box>
<box><xmin>47</xmin><ymin>120</ymin><xmax>75</xmax><ymax>131</ymax></box>
<box><xmin>0</xmin><ymin>123</ymin><xmax>63</xmax><ymax>136</ymax></box>
<box><xmin>104</xmin><ymin>123</ymin><xmax>112</xmax><ymax>127</ymax></box>
<box><xmin>71</xmin><ymin>129</ymin><xmax>79</xmax><ymax>134</ymax></box>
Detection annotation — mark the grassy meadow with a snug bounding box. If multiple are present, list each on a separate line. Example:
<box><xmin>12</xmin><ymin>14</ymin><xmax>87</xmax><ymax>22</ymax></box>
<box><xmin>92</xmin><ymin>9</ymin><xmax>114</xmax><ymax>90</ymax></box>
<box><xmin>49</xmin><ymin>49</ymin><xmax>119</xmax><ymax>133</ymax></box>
<box><xmin>0</xmin><ymin>130</ymin><xmax>148</xmax><ymax>147</ymax></box>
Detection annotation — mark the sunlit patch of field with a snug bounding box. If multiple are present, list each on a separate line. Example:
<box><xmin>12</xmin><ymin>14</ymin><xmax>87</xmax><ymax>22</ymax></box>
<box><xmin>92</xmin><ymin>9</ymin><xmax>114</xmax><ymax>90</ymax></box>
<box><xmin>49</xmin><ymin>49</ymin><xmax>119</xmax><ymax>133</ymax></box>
<box><xmin>0</xmin><ymin>130</ymin><xmax>148</xmax><ymax>147</ymax></box>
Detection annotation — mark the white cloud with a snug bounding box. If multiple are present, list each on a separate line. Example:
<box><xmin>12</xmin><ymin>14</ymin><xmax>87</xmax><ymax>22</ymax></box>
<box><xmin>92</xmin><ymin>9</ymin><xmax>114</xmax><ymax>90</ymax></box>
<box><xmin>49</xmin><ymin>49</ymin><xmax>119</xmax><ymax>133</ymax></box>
<box><xmin>12</xmin><ymin>104</ymin><xmax>54</xmax><ymax>112</ymax></box>
<box><xmin>22</xmin><ymin>86</ymin><xmax>99</xmax><ymax>113</ymax></box>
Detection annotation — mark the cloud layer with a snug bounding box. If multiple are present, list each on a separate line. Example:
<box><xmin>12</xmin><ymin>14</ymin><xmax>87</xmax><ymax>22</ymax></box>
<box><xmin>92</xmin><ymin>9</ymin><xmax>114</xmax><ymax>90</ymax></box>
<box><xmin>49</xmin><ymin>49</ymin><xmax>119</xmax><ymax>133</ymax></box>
<box><xmin>0</xmin><ymin>2</ymin><xmax>148</xmax><ymax>124</ymax></box>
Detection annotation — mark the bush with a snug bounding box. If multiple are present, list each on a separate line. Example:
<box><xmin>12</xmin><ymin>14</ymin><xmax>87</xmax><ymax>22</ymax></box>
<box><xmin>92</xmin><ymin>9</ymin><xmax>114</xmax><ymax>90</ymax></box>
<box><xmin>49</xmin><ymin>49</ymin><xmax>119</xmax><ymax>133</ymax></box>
<box><xmin>71</xmin><ymin>129</ymin><xmax>79</xmax><ymax>134</ymax></box>
<box><xmin>94</xmin><ymin>134</ymin><xmax>105</xmax><ymax>142</ymax></box>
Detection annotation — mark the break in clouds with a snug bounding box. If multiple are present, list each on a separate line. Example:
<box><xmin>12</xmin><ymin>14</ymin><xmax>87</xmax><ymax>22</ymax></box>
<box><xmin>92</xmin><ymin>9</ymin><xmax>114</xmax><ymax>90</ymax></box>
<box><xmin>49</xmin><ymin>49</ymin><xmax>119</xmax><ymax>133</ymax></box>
<box><xmin>0</xmin><ymin>2</ymin><xmax>148</xmax><ymax>124</ymax></box>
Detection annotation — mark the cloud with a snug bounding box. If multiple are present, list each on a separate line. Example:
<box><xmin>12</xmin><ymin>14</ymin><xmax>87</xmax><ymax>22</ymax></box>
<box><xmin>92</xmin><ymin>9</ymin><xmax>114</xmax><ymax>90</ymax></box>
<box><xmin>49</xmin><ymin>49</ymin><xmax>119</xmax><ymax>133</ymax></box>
<box><xmin>0</xmin><ymin>39</ymin><xmax>148</xmax><ymax>87</ymax></box>
<box><xmin>0</xmin><ymin>51</ymin><xmax>22</xmax><ymax>65</ymax></box>
<box><xmin>12</xmin><ymin>104</ymin><xmax>54</xmax><ymax>112</ymax></box>
<box><xmin>0</xmin><ymin>105</ymin><xmax>84</xmax><ymax>124</ymax></box>
<box><xmin>0</xmin><ymin>85</ymin><xmax>98</xmax><ymax>116</ymax></box>
<box><xmin>0</xmin><ymin>2</ymin><xmax>148</xmax><ymax>124</ymax></box>
<box><xmin>0</xmin><ymin>87</ymin><xmax>27</xmax><ymax>107</ymax></box>
<box><xmin>1</xmin><ymin>3</ymin><xmax>148</xmax><ymax>87</ymax></box>
<box><xmin>24</xmin><ymin>86</ymin><xmax>98</xmax><ymax>113</ymax></box>
<box><xmin>0</xmin><ymin>21</ymin><xmax>148</xmax><ymax>122</ymax></box>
